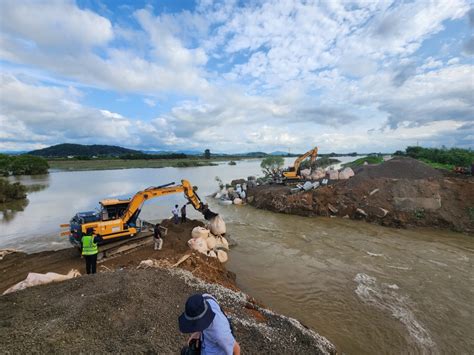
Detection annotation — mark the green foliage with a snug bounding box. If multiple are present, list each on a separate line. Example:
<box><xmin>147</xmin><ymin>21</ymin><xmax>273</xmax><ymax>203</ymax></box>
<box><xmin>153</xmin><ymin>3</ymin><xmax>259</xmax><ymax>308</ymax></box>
<box><xmin>260</xmin><ymin>156</ymin><xmax>284</xmax><ymax>176</ymax></box>
<box><xmin>414</xmin><ymin>208</ymin><xmax>425</xmax><ymax>220</ymax></box>
<box><xmin>121</xmin><ymin>153</ymin><xmax>187</xmax><ymax>160</ymax></box>
<box><xmin>0</xmin><ymin>178</ymin><xmax>27</xmax><ymax>202</ymax></box>
<box><xmin>343</xmin><ymin>155</ymin><xmax>383</xmax><ymax>168</ymax></box>
<box><xmin>0</xmin><ymin>154</ymin><xmax>49</xmax><ymax>176</ymax></box>
<box><xmin>0</xmin><ymin>154</ymin><xmax>13</xmax><ymax>176</ymax></box>
<box><xmin>405</xmin><ymin>146</ymin><xmax>473</xmax><ymax>167</ymax></box>
<box><xmin>204</xmin><ymin>149</ymin><xmax>211</xmax><ymax>159</ymax></box>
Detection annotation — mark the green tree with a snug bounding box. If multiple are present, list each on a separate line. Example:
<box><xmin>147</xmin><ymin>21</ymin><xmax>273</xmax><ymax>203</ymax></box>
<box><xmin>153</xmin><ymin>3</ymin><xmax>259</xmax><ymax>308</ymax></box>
<box><xmin>0</xmin><ymin>178</ymin><xmax>27</xmax><ymax>202</ymax></box>
<box><xmin>10</xmin><ymin>155</ymin><xmax>49</xmax><ymax>175</ymax></box>
<box><xmin>0</xmin><ymin>154</ymin><xmax>12</xmax><ymax>176</ymax></box>
<box><xmin>260</xmin><ymin>156</ymin><xmax>284</xmax><ymax>176</ymax></box>
<box><xmin>204</xmin><ymin>149</ymin><xmax>211</xmax><ymax>159</ymax></box>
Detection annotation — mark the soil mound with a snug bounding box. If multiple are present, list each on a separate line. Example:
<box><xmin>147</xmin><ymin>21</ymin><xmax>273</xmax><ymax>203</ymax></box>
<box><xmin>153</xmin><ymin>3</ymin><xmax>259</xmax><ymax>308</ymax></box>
<box><xmin>248</xmin><ymin>159</ymin><xmax>473</xmax><ymax>233</ymax></box>
<box><xmin>0</xmin><ymin>268</ymin><xmax>335</xmax><ymax>354</ymax></box>
<box><xmin>352</xmin><ymin>157</ymin><xmax>442</xmax><ymax>180</ymax></box>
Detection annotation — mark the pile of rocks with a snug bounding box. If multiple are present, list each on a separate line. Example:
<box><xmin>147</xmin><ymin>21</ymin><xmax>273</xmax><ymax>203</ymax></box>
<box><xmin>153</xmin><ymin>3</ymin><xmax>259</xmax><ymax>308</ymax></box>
<box><xmin>301</xmin><ymin>166</ymin><xmax>355</xmax><ymax>181</ymax></box>
<box><xmin>214</xmin><ymin>176</ymin><xmax>257</xmax><ymax>205</ymax></box>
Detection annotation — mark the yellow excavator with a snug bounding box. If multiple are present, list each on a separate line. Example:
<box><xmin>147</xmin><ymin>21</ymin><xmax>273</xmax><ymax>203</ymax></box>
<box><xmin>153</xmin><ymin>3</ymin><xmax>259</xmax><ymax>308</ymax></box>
<box><xmin>65</xmin><ymin>179</ymin><xmax>217</xmax><ymax>247</ymax></box>
<box><xmin>282</xmin><ymin>146</ymin><xmax>319</xmax><ymax>180</ymax></box>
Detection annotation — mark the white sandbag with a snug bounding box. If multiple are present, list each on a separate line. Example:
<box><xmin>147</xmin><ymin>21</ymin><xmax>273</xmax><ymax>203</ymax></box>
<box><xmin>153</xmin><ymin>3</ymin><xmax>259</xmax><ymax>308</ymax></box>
<box><xmin>310</xmin><ymin>168</ymin><xmax>325</xmax><ymax>180</ymax></box>
<box><xmin>206</xmin><ymin>235</ymin><xmax>217</xmax><ymax>250</ymax></box>
<box><xmin>338</xmin><ymin>167</ymin><xmax>355</xmax><ymax>180</ymax></box>
<box><xmin>302</xmin><ymin>181</ymin><xmax>313</xmax><ymax>191</ymax></box>
<box><xmin>191</xmin><ymin>226</ymin><xmax>209</xmax><ymax>239</ymax></box>
<box><xmin>233</xmin><ymin>198</ymin><xmax>243</xmax><ymax>205</ymax></box>
<box><xmin>187</xmin><ymin>237</ymin><xmax>208</xmax><ymax>254</ymax></box>
<box><xmin>327</xmin><ymin>170</ymin><xmax>339</xmax><ymax>180</ymax></box>
<box><xmin>215</xmin><ymin>236</ymin><xmax>229</xmax><ymax>250</ymax></box>
<box><xmin>3</xmin><ymin>269</ymin><xmax>81</xmax><ymax>295</ymax></box>
<box><xmin>239</xmin><ymin>190</ymin><xmax>246</xmax><ymax>199</ymax></box>
<box><xmin>214</xmin><ymin>192</ymin><xmax>222</xmax><ymax>199</ymax></box>
<box><xmin>209</xmin><ymin>215</ymin><xmax>226</xmax><ymax>235</ymax></box>
<box><xmin>207</xmin><ymin>250</ymin><xmax>217</xmax><ymax>258</ymax></box>
<box><xmin>300</xmin><ymin>168</ymin><xmax>311</xmax><ymax>178</ymax></box>
<box><xmin>217</xmin><ymin>250</ymin><xmax>228</xmax><ymax>263</ymax></box>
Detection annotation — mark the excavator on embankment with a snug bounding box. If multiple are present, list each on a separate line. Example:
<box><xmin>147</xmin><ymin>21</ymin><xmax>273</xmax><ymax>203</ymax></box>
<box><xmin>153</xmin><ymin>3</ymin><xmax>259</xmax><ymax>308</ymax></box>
<box><xmin>282</xmin><ymin>146</ymin><xmax>319</xmax><ymax>182</ymax></box>
<box><xmin>61</xmin><ymin>180</ymin><xmax>219</xmax><ymax>258</ymax></box>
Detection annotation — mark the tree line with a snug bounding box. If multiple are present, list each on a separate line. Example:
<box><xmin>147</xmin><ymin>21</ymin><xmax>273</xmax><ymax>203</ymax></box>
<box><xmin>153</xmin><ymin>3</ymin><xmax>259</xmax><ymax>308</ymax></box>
<box><xmin>0</xmin><ymin>154</ymin><xmax>49</xmax><ymax>176</ymax></box>
<box><xmin>395</xmin><ymin>146</ymin><xmax>473</xmax><ymax>167</ymax></box>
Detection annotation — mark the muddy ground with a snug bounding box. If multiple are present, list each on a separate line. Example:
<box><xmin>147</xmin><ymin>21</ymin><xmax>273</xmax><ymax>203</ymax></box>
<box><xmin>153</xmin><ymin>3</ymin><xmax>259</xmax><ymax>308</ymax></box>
<box><xmin>248</xmin><ymin>157</ymin><xmax>473</xmax><ymax>234</ymax></box>
<box><xmin>0</xmin><ymin>218</ymin><xmax>335</xmax><ymax>354</ymax></box>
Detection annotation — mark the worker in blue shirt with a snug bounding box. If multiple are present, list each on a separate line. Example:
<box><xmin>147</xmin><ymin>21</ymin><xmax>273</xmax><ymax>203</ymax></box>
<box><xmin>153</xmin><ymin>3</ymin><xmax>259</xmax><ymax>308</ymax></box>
<box><xmin>179</xmin><ymin>293</ymin><xmax>240</xmax><ymax>355</ymax></box>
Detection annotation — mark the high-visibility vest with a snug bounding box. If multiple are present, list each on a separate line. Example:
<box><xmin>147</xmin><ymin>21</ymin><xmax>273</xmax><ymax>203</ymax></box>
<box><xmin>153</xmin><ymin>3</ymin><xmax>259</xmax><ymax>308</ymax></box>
<box><xmin>81</xmin><ymin>235</ymin><xmax>98</xmax><ymax>255</ymax></box>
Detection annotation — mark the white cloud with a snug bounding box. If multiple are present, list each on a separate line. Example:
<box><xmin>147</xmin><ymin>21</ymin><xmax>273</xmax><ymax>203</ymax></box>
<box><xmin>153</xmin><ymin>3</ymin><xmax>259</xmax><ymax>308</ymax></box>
<box><xmin>0</xmin><ymin>1</ymin><xmax>472</xmax><ymax>153</ymax></box>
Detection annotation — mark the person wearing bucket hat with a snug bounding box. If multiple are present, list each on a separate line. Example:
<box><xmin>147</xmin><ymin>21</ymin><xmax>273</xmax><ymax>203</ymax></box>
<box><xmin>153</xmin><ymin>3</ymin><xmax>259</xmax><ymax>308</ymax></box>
<box><xmin>179</xmin><ymin>293</ymin><xmax>240</xmax><ymax>355</ymax></box>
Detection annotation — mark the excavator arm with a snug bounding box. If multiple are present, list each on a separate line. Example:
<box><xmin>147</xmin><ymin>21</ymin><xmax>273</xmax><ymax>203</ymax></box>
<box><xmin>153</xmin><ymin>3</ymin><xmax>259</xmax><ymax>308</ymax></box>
<box><xmin>121</xmin><ymin>179</ymin><xmax>216</xmax><ymax>225</ymax></box>
<box><xmin>292</xmin><ymin>146</ymin><xmax>318</xmax><ymax>172</ymax></box>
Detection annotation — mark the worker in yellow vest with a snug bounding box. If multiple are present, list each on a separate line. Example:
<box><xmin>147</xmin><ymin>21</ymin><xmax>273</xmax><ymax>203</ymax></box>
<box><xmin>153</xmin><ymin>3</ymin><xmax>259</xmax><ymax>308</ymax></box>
<box><xmin>81</xmin><ymin>228</ymin><xmax>103</xmax><ymax>274</ymax></box>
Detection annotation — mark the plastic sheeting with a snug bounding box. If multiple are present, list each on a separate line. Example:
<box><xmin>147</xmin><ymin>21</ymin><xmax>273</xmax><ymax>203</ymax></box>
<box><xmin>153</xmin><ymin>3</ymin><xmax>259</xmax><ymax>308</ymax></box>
<box><xmin>3</xmin><ymin>269</ymin><xmax>81</xmax><ymax>295</ymax></box>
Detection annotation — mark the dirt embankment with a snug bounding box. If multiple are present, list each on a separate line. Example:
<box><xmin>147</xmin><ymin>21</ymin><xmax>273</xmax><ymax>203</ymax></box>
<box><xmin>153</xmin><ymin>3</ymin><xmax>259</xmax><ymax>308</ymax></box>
<box><xmin>248</xmin><ymin>157</ymin><xmax>474</xmax><ymax>234</ymax></box>
<box><xmin>0</xmin><ymin>218</ymin><xmax>335</xmax><ymax>354</ymax></box>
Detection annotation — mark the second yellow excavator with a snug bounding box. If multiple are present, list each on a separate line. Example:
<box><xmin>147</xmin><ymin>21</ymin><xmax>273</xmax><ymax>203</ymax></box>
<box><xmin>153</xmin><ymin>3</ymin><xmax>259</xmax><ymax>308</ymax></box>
<box><xmin>66</xmin><ymin>179</ymin><xmax>217</xmax><ymax>247</ymax></box>
<box><xmin>282</xmin><ymin>146</ymin><xmax>319</xmax><ymax>180</ymax></box>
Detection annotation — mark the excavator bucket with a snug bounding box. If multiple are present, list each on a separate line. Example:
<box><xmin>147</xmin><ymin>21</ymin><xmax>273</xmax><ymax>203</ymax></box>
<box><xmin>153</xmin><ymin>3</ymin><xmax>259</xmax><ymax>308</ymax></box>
<box><xmin>203</xmin><ymin>207</ymin><xmax>218</xmax><ymax>220</ymax></box>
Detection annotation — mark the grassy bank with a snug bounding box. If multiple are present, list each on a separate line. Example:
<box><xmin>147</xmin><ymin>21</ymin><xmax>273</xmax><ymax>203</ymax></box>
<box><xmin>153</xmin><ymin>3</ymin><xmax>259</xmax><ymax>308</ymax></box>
<box><xmin>47</xmin><ymin>158</ymin><xmax>230</xmax><ymax>171</ymax></box>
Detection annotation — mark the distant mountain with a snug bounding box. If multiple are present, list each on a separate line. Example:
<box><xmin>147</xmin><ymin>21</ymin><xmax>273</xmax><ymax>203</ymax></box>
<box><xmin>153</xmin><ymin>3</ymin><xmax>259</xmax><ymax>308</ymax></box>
<box><xmin>270</xmin><ymin>151</ymin><xmax>290</xmax><ymax>156</ymax></box>
<box><xmin>28</xmin><ymin>143</ymin><xmax>141</xmax><ymax>157</ymax></box>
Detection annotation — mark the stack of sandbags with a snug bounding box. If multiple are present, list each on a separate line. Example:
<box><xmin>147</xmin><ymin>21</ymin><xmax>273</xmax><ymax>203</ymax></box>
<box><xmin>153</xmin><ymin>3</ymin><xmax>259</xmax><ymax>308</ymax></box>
<box><xmin>327</xmin><ymin>169</ymin><xmax>339</xmax><ymax>180</ymax></box>
<box><xmin>191</xmin><ymin>226</ymin><xmax>209</xmax><ymax>239</ymax></box>
<box><xmin>310</xmin><ymin>168</ymin><xmax>325</xmax><ymax>180</ymax></box>
<box><xmin>300</xmin><ymin>168</ymin><xmax>311</xmax><ymax>178</ymax></box>
<box><xmin>209</xmin><ymin>215</ymin><xmax>226</xmax><ymax>235</ymax></box>
<box><xmin>188</xmin><ymin>227</ymin><xmax>210</xmax><ymax>254</ymax></box>
<box><xmin>338</xmin><ymin>167</ymin><xmax>355</xmax><ymax>180</ymax></box>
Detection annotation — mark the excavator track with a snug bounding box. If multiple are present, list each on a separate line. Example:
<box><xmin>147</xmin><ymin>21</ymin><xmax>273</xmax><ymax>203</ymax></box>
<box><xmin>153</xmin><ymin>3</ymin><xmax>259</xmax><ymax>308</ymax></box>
<box><xmin>96</xmin><ymin>231</ymin><xmax>154</xmax><ymax>261</ymax></box>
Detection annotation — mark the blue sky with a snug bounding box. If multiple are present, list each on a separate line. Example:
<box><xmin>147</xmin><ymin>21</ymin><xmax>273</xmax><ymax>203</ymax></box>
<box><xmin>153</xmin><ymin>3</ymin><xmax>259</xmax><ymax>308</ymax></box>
<box><xmin>0</xmin><ymin>0</ymin><xmax>472</xmax><ymax>153</ymax></box>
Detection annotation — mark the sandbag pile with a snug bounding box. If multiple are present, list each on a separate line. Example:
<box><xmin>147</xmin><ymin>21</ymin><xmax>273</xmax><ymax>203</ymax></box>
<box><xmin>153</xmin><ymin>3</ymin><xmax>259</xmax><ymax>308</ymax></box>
<box><xmin>214</xmin><ymin>184</ymin><xmax>248</xmax><ymax>205</ymax></box>
<box><xmin>188</xmin><ymin>225</ymin><xmax>229</xmax><ymax>263</ymax></box>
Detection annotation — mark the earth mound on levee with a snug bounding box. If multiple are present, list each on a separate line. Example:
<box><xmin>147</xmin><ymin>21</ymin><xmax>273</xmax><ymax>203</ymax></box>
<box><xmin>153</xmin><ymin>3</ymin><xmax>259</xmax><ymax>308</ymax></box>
<box><xmin>0</xmin><ymin>268</ymin><xmax>336</xmax><ymax>354</ymax></box>
<box><xmin>248</xmin><ymin>157</ymin><xmax>474</xmax><ymax>233</ymax></box>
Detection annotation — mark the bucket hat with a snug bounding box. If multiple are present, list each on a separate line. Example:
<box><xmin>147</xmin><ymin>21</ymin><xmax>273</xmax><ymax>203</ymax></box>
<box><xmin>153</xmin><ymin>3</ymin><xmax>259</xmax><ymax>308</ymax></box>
<box><xmin>179</xmin><ymin>294</ymin><xmax>216</xmax><ymax>333</ymax></box>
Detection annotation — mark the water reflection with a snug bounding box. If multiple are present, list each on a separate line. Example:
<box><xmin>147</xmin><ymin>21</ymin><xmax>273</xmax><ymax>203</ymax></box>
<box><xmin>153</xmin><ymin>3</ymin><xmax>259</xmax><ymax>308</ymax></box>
<box><xmin>0</xmin><ymin>198</ymin><xmax>29</xmax><ymax>223</ymax></box>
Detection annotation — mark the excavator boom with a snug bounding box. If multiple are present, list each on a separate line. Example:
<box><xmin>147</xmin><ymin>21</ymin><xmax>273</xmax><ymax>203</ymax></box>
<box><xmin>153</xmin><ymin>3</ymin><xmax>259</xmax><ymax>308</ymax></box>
<box><xmin>67</xmin><ymin>179</ymin><xmax>217</xmax><ymax>246</ymax></box>
<box><xmin>283</xmin><ymin>146</ymin><xmax>318</xmax><ymax>180</ymax></box>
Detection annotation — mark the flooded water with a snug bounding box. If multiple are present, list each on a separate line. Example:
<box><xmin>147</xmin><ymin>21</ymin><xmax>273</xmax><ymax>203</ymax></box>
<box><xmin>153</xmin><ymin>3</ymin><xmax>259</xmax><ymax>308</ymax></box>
<box><xmin>1</xmin><ymin>158</ymin><xmax>472</xmax><ymax>354</ymax></box>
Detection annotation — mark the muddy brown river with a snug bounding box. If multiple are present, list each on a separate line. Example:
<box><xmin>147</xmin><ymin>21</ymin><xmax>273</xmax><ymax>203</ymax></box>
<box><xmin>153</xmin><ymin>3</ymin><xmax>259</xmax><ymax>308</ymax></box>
<box><xmin>1</xmin><ymin>160</ymin><xmax>473</xmax><ymax>354</ymax></box>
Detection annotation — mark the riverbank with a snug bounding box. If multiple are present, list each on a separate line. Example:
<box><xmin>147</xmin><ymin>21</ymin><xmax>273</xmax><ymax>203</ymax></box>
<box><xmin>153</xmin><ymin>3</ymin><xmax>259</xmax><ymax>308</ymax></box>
<box><xmin>0</xmin><ymin>218</ymin><xmax>335</xmax><ymax>354</ymax></box>
<box><xmin>46</xmin><ymin>158</ymin><xmax>242</xmax><ymax>171</ymax></box>
<box><xmin>247</xmin><ymin>157</ymin><xmax>474</xmax><ymax>234</ymax></box>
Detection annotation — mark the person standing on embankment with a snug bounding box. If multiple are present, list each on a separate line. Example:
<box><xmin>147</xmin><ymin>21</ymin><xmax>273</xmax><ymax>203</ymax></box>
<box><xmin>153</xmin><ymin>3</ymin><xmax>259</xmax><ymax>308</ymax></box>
<box><xmin>181</xmin><ymin>204</ymin><xmax>187</xmax><ymax>223</ymax></box>
<box><xmin>81</xmin><ymin>228</ymin><xmax>102</xmax><ymax>274</ymax></box>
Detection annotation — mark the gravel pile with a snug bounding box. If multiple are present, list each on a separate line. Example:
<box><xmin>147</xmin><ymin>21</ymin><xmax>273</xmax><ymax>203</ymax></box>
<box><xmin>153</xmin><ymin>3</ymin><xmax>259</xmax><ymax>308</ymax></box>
<box><xmin>0</xmin><ymin>267</ymin><xmax>335</xmax><ymax>354</ymax></box>
<box><xmin>352</xmin><ymin>157</ymin><xmax>442</xmax><ymax>180</ymax></box>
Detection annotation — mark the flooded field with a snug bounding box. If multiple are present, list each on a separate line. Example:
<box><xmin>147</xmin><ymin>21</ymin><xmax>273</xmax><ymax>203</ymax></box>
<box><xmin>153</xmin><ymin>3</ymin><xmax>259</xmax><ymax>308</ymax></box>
<box><xmin>1</xmin><ymin>159</ymin><xmax>472</xmax><ymax>354</ymax></box>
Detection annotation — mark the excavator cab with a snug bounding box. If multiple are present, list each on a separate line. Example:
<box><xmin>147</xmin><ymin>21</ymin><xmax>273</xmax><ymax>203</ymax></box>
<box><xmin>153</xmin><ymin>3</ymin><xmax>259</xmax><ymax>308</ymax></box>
<box><xmin>99</xmin><ymin>199</ymin><xmax>131</xmax><ymax>221</ymax></box>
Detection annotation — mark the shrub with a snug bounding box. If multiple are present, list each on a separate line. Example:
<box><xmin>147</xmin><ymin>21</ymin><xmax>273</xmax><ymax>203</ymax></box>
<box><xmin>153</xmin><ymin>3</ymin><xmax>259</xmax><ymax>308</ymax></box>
<box><xmin>0</xmin><ymin>178</ymin><xmax>27</xmax><ymax>202</ymax></box>
<box><xmin>9</xmin><ymin>155</ymin><xmax>49</xmax><ymax>175</ymax></box>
